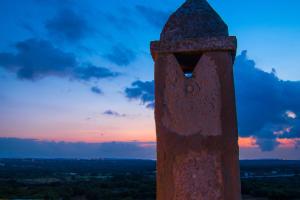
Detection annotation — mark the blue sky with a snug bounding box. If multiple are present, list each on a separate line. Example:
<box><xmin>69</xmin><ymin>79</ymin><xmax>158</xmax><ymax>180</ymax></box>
<box><xmin>0</xmin><ymin>0</ymin><xmax>300</xmax><ymax>159</ymax></box>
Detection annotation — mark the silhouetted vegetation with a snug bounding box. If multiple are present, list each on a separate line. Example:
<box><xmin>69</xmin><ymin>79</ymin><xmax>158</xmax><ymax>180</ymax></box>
<box><xmin>0</xmin><ymin>159</ymin><xmax>299</xmax><ymax>199</ymax></box>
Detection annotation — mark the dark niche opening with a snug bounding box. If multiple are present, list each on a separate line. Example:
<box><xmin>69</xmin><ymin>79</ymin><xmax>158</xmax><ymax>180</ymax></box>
<box><xmin>174</xmin><ymin>52</ymin><xmax>202</xmax><ymax>78</ymax></box>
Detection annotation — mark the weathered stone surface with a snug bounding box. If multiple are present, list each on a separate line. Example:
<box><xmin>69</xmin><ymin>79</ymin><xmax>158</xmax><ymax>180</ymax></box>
<box><xmin>173</xmin><ymin>151</ymin><xmax>223</xmax><ymax>200</ymax></box>
<box><xmin>151</xmin><ymin>0</ymin><xmax>241</xmax><ymax>200</ymax></box>
<box><xmin>150</xmin><ymin>36</ymin><xmax>237</xmax><ymax>60</ymax></box>
<box><xmin>161</xmin><ymin>0</ymin><xmax>228</xmax><ymax>42</ymax></box>
<box><xmin>154</xmin><ymin>51</ymin><xmax>240</xmax><ymax>200</ymax></box>
<box><xmin>161</xmin><ymin>53</ymin><xmax>222</xmax><ymax>136</ymax></box>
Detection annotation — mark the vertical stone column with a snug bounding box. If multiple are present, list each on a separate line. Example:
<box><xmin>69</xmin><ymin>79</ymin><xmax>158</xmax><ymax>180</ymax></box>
<box><xmin>150</xmin><ymin>0</ymin><xmax>241</xmax><ymax>200</ymax></box>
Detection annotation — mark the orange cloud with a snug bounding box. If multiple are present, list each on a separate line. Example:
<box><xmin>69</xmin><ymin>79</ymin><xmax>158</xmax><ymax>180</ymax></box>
<box><xmin>238</xmin><ymin>137</ymin><xmax>257</xmax><ymax>148</ymax></box>
<box><xmin>238</xmin><ymin>136</ymin><xmax>300</xmax><ymax>149</ymax></box>
<box><xmin>277</xmin><ymin>138</ymin><xmax>300</xmax><ymax>148</ymax></box>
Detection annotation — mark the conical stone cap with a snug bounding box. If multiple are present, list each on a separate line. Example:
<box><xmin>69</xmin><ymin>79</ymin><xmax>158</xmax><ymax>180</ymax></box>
<box><xmin>160</xmin><ymin>0</ymin><xmax>228</xmax><ymax>42</ymax></box>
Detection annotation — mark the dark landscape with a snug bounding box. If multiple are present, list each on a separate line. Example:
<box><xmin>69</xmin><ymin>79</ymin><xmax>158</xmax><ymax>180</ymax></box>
<box><xmin>0</xmin><ymin>159</ymin><xmax>299</xmax><ymax>200</ymax></box>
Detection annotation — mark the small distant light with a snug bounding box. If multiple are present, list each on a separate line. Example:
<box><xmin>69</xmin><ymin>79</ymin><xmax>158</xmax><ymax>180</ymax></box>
<box><xmin>286</xmin><ymin>111</ymin><xmax>297</xmax><ymax>119</ymax></box>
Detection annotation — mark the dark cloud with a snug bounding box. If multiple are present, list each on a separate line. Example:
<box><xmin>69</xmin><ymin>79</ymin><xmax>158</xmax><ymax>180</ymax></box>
<box><xmin>45</xmin><ymin>9</ymin><xmax>92</xmax><ymax>42</ymax></box>
<box><xmin>0</xmin><ymin>138</ymin><xmax>155</xmax><ymax>159</ymax></box>
<box><xmin>235</xmin><ymin>51</ymin><xmax>283</xmax><ymax>138</ymax></box>
<box><xmin>74</xmin><ymin>64</ymin><xmax>119</xmax><ymax>81</ymax></box>
<box><xmin>255</xmin><ymin>138</ymin><xmax>280</xmax><ymax>152</ymax></box>
<box><xmin>90</xmin><ymin>86</ymin><xmax>103</xmax><ymax>95</ymax></box>
<box><xmin>235</xmin><ymin>51</ymin><xmax>300</xmax><ymax>151</ymax></box>
<box><xmin>103</xmin><ymin>45</ymin><xmax>136</xmax><ymax>66</ymax></box>
<box><xmin>103</xmin><ymin>110</ymin><xmax>126</xmax><ymax>117</ymax></box>
<box><xmin>0</xmin><ymin>38</ymin><xmax>118</xmax><ymax>82</ymax></box>
<box><xmin>135</xmin><ymin>5</ymin><xmax>169</xmax><ymax>29</ymax></box>
<box><xmin>125</xmin><ymin>80</ymin><xmax>154</xmax><ymax>109</ymax></box>
<box><xmin>0</xmin><ymin>38</ymin><xmax>76</xmax><ymax>80</ymax></box>
<box><xmin>124</xmin><ymin>51</ymin><xmax>300</xmax><ymax>151</ymax></box>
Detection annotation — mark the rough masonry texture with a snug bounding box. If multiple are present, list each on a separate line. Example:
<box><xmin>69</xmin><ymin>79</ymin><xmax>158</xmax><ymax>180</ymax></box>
<box><xmin>150</xmin><ymin>0</ymin><xmax>241</xmax><ymax>199</ymax></box>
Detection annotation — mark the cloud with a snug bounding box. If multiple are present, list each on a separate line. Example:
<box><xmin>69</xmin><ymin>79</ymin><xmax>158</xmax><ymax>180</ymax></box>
<box><xmin>73</xmin><ymin>64</ymin><xmax>119</xmax><ymax>81</ymax></box>
<box><xmin>103</xmin><ymin>45</ymin><xmax>136</xmax><ymax>66</ymax></box>
<box><xmin>125</xmin><ymin>80</ymin><xmax>154</xmax><ymax>109</ymax></box>
<box><xmin>0</xmin><ymin>38</ymin><xmax>76</xmax><ymax>80</ymax></box>
<box><xmin>0</xmin><ymin>38</ymin><xmax>118</xmax><ymax>81</ymax></box>
<box><xmin>124</xmin><ymin>51</ymin><xmax>300</xmax><ymax>151</ymax></box>
<box><xmin>45</xmin><ymin>9</ymin><xmax>92</xmax><ymax>42</ymax></box>
<box><xmin>135</xmin><ymin>5</ymin><xmax>169</xmax><ymax>29</ymax></box>
<box><xmin>103</xmin><ymin>110</ymin><xmax>126</xmax><ymax>117</ymax></box>
<box><xmin>90</xmin><ymin>86</ymin><xmax>103</xmax><ymax>95</ymax></box>
<box><xmin>255</xmin><ymin>138</ymin><xmax>280</xmax><ymax>152</ymax></box>
<box><xmin>0</xmin><ymin>138</ymin><xmax>155</xmax><ymax>159</ymax></box>
<box><xmin>235</xmin><ymin>51</ymin><xmax>300</xmax><ymax>151</ymax></box>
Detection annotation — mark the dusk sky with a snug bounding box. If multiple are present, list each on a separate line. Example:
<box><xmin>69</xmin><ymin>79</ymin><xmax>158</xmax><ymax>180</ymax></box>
<box><xmin>0</xmin><ymin>0</ymin><xmax>300</xmax><ymax>159</ymax></box>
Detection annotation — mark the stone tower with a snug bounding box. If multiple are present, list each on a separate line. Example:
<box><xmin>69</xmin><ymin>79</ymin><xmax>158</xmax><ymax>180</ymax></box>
<box><xmin>150</xmin><ymin>0</ymin><xmax>241</xmax><ymax>200</ymax></box>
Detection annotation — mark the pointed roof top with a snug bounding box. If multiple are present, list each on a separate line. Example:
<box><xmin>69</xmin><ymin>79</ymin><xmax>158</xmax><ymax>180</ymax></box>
<box><xmin>160</xmin><ymin>0</ymin><xmax>228</xmax><ymax>42</ymax></box>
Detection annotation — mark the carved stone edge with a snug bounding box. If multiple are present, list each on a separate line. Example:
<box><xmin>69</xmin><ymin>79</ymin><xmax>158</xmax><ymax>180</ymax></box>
<box><xmin>150</xmin><ymin>36</ymin><xmax>237</xmax><ymax>61</ymax></box>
